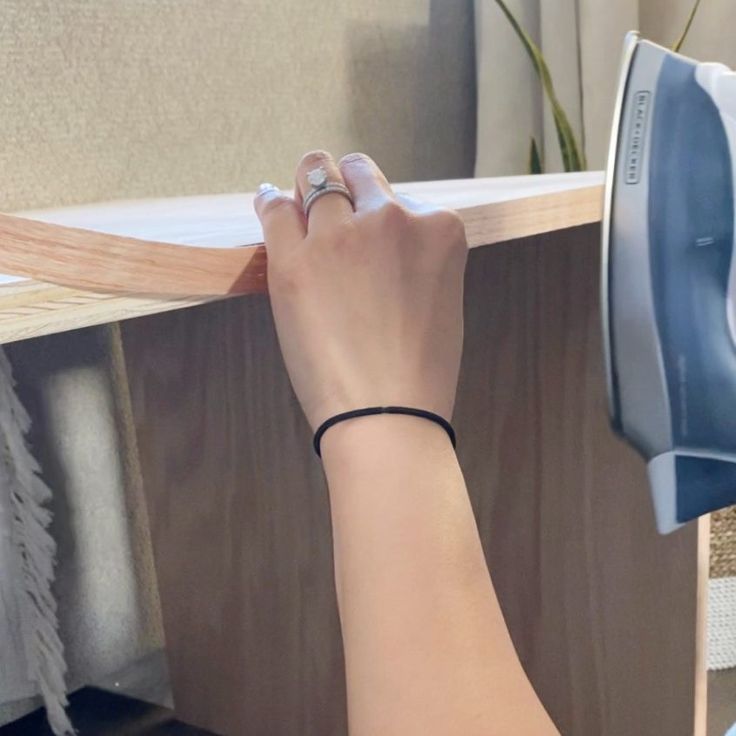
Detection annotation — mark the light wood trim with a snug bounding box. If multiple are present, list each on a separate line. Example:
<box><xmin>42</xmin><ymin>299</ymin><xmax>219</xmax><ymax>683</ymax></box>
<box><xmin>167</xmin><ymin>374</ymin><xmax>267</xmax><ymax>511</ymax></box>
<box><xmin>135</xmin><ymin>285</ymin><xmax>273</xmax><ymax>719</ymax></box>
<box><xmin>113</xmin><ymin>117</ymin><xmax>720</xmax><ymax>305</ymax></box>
<box><xmin>0</xmin><ymin>174</ymin><xmax>603</xmax><ymax>344</ymax></box>
<box><xmin>0</xmin><ymin>211</ymin><xmax>267</xmax><ymax>297</ymax></box>
<box><xmin>694</xmin><ymin>514</ymin><xmax>710</xmax><ymax>736</ymax></box>
<box><xmin>0</xmin><ymin>279</ymin><xmax>222</xmax><ymax>345</ymax></box>
<box><xmin>0</xmin><ymin>179</ymin><xmax>603</xmax><ymax>297</ymax></box>
<box><xmin>460</xmin><ymin>185</ymin><xmax>602</xmax><ymax>252</ymax></box>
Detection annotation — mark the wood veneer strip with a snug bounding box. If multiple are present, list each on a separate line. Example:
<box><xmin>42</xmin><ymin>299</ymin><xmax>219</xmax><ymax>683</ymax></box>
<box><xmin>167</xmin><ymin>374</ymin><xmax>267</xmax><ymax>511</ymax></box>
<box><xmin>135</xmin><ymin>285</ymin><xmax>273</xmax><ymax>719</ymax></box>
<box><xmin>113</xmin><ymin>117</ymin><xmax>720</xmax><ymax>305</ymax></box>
<box><xmin>0</xmin><ymin>182</ymin><xmax>603</xmax><ymax>297</ymax></box>
<box><xmin>0</xmin><ymin>212</ymin><xmax>266</xmax><ymax>297</ymax></box>
<box><xmin>0</xmin><ymin>174</ymin><xmax>603</xmax><ymax>343</ymax></box>
<box><xmin>694</xmin><ymin>514</ymin><xmax>710</xmax><ymax>736</ymax></box>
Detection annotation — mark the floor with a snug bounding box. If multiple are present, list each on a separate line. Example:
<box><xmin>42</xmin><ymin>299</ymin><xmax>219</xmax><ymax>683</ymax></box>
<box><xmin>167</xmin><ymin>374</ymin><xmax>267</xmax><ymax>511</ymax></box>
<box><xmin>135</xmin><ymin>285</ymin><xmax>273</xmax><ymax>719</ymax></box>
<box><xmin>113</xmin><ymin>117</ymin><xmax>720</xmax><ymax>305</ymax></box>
<box><xmin>0</xmin><ymin>688</ymin><xmax>217</xmax><ymax>735</ymax></box>
<box><xmin>710</xmin><ymin>668</ymin><xmax>736</xmax><ymax>736</ymax></box>
<box><xmin>0</xmin><ymin>650</ymin><xmax>206</xmax><ymax>735</ymax></box>
<box><xmin>95</xmin><ymin>650</ymin><xmax>173</xmax><ymax>711</ymax></box>
<box><xmin>90</xmin><ymin>658</ymin><xmax>736</xmax><ymax>736</ymax></box>
<box><xmin>1</xmin><ymin>650</ymin><xmax>733</xmax><ymax>734</ymax></box>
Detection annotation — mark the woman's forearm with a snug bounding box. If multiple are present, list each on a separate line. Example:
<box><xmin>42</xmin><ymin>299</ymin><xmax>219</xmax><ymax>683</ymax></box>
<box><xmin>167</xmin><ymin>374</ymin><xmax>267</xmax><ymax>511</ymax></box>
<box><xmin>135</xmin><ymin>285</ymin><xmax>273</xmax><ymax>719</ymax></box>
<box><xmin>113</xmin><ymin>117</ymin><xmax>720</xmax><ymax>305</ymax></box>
<box><xmin>255</xmin><ymin>150</ymin><xmax>558</xmax><ymax>734</ymax></box>
<box><xmin>321</xmin><ymin>413</ymin><xmax>559</xmax><ymax>736</ymax></box>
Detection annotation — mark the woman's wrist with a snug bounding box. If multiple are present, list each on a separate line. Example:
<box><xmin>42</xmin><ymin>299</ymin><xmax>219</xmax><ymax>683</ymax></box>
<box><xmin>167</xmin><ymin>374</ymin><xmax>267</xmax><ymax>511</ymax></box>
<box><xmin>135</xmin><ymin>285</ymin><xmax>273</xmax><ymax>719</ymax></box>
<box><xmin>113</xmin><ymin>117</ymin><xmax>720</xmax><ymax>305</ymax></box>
<box><xmin>319</xmin><ymin>411</ymin><xmax>456</xmax><ymax>478</ymax></box>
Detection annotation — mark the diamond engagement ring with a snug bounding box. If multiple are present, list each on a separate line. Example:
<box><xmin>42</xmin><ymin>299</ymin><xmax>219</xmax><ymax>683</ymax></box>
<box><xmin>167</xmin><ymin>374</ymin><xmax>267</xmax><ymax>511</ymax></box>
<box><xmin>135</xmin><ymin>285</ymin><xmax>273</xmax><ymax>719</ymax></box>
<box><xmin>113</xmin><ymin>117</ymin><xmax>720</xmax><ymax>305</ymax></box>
<box><xmin>302</xmin><ymin>166</ymin><xmax>354</xmax><ymax>217</ymax></box>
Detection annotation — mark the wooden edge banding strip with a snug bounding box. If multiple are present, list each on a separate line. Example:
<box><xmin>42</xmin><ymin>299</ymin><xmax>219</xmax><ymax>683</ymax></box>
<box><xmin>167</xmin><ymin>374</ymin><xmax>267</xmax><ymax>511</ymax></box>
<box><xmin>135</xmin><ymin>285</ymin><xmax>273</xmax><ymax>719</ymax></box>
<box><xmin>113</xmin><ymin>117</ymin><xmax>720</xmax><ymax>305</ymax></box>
<box><xmin>693</xmin><ymin>514</ymin><xmax>710</xmax><ymax>736</ymax></box>
<box><xmin>0</xmin><ymin>212</ymin><xmax>267</xmax><ymax>297</ymax></box>
<box><xmin>0</xmin><ymin>184</ymin><xmax>603</xmax><ymax>297</ymax></box>
<box><xmin>462</xmin><ymin>185</ymin><xmax>603</xmax><ymax>249</ymax></box>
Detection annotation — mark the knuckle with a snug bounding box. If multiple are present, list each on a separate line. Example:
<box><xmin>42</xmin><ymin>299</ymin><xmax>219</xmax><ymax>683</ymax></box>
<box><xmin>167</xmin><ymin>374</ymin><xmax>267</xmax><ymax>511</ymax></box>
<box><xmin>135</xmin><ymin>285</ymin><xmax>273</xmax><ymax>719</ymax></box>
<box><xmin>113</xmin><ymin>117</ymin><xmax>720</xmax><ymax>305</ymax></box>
<box><xmin>375</xmin><ymin>199</ymin><xmax>412</xmax><ymax>228</ymax></box>
<box><xmin>429</xmin><ymin>208</ymin><xmax>467</xmax><ymax>246</ymax></box>
<box><xmin>431</xmin><ymin>206</ymin><xmax>463</xmax><ymax>230</ymax></box>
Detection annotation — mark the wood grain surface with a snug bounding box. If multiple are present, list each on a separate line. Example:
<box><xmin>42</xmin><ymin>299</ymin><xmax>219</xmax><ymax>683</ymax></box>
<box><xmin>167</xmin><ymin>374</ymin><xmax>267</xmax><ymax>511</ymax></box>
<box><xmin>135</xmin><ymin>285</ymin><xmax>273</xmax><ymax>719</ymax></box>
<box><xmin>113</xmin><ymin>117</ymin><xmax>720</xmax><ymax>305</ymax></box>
<box><xmin>0</xmin><ymin>174</ymin><xmax>603</xmax><ymax>345</ymax></box>
<box><xmin>0</xmin><ymin>279</ymin><xmax>225</xmax><ymax>346</ymax></box>
<box><xmin>457</xmin><ymin>227</ymin><xmax>702</xmax><ymax>735</ymax></box>
<box><xmin>0</xmin><ymin>172</ymin><xmax>602</xmax><ymax>343</ymax></box>
<box><xmin>121</xmin><ymin>223</ymin><xmax>701</xmax><ymax>736</ymax></box>
<box><xmin>0</xmin><ymin>179</ymin><xmax>602</xmax><ymax>295</ymax></box>
<box><xmin>121</xmin><ymin>295</ymin><xmax>347</xmax><ymax>736</ymax></box>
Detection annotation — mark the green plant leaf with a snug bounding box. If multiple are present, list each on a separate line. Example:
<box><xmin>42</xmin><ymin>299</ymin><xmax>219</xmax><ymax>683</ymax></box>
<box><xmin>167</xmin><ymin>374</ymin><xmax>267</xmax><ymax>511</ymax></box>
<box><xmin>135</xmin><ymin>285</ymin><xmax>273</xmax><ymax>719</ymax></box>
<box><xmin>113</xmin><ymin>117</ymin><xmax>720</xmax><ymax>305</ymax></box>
<box><xmin>528</xmin><ymin>137</ymin><xmax>543</xmax><ymax>174</ymax></box>
<box><xmin>673</xmin><ymin>0</ymin><xmax>702</xmax><ymax>53</ymax></box>
<box><xmin>492</xmin><ymin>0</ymin><xmax>586</xmax><ymax>172</ymax></box>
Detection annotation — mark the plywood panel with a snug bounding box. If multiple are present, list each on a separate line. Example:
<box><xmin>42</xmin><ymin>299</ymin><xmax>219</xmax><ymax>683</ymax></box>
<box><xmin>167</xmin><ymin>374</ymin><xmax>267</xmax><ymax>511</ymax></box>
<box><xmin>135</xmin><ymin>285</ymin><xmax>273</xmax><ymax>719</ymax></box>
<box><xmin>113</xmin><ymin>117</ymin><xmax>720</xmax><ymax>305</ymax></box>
<box><xmin>121</xmin><ymin>296</ymin><xmax>347</xmax><ymax>736</ymax></box>
<box><xmin>457</xmin><ymin>226</ymin><xmax>700</xmax><ymax>735</ymax></box>
<box><xmin>121</xmin><ymin>223</ymin><xmax>700</xmax><ymax>735</ymax></box>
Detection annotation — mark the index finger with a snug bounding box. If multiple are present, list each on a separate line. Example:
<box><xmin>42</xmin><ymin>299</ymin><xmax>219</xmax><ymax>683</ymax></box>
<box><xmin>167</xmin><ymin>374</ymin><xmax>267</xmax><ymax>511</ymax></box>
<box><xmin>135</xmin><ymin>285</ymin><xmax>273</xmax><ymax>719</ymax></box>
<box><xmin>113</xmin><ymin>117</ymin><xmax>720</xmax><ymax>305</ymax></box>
<box><xmin>253</xmin><ymin>184</ymin><xmax>306</xmax><ymax>263</ymax></box>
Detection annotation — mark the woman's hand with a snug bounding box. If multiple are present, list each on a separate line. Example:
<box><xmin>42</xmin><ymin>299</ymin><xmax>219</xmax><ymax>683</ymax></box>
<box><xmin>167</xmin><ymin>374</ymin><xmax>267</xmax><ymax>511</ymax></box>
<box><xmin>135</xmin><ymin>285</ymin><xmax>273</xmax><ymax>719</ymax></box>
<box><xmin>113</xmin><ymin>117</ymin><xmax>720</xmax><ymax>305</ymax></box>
<box><xmin>254</xmin><ymin>151</ymin><xmax>468</xmax><ymax>432</ymax></box>
<box><xmin>254</xmin><ymin>151</ymin><xmax>558</xmax><ymax>736</ymax></box>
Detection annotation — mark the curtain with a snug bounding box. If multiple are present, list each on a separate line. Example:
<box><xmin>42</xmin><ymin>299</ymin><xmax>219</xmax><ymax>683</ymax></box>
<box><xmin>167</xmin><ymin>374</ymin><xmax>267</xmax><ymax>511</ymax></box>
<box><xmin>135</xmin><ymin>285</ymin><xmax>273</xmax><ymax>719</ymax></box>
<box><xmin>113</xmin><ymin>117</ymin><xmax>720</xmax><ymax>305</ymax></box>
<box><xmin>475</xmin><ymin>0</ymin><xmax>736</xmax><ymax>175</ymax></box>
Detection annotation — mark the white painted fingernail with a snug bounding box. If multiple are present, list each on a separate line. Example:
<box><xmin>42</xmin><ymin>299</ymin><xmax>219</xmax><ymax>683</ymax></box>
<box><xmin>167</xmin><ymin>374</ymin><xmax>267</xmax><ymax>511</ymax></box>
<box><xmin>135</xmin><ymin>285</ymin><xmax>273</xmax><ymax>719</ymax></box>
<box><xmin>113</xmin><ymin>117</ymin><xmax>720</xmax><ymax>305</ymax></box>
<box><xmin>257</xmin><ymin>182</ymin><xmax>280</xmax><ymax>196</ymax></box>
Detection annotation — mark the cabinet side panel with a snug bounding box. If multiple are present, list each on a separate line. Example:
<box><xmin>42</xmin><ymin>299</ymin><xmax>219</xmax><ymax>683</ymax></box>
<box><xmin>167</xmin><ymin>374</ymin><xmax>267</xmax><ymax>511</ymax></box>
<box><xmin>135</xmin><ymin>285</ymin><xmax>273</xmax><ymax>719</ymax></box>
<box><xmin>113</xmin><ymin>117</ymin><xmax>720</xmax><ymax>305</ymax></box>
<box><xmin>458</xmin><ymin>225</ymin><xmax>699</xmax><ymax>736</ymax></box>
<box><xmin>121</xmin><ymin>296</ymin><xmax>347</xmax><ymax>736</ymax></box>
<box><xmin>123</xmin><ymin>224</ymin><xmax>699</xmax><ymax>736</ymax></box>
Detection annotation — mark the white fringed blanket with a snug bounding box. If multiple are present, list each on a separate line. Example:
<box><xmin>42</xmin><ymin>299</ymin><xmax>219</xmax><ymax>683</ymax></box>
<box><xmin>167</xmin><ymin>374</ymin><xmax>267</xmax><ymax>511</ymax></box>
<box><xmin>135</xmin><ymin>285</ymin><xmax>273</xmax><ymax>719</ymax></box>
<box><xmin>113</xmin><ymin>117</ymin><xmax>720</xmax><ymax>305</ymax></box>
<box><xmin>0</xmin><ymin>349</ymin><xmax>72</xmax><ymax>734</ymax></box>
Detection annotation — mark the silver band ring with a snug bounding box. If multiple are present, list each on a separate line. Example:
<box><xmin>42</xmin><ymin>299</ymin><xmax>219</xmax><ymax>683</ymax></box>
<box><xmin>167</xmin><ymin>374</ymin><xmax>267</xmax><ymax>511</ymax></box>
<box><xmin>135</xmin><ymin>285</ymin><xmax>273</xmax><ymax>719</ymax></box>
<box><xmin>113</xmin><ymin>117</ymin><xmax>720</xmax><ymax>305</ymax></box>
<box><xmin>303</xmin><ymin>166</ymin><xmax>354</xmax><ymax>217</ymax></box>
<box><xmin>303</xmin><ymin>183</ymin><xmax>353</xmax><ymax>217</ymax></box>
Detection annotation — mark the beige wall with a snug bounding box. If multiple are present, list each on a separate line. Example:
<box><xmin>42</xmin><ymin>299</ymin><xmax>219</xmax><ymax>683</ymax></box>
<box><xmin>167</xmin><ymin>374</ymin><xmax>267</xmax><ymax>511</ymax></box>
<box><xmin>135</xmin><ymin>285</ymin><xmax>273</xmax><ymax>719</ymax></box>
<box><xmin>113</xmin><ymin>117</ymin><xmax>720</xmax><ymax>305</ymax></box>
<box><xmin>1</xmin><ymin>0</ymin><xmax>476</xmax><ymax>212</ymax></box>
<box><xmin>0</xmin><ymin>0</ymin><xmax>476</xmax><ymax>724</ymax></box>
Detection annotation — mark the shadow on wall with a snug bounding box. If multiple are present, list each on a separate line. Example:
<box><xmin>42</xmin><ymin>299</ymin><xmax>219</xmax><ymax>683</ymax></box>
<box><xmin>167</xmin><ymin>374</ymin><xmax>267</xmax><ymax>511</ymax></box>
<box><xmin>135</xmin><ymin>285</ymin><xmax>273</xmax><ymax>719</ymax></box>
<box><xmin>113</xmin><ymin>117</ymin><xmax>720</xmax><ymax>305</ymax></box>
<box><xmin>345</xmin><ymin>0</ymin><xmax>477</xmax><ymax>183</ymax></box>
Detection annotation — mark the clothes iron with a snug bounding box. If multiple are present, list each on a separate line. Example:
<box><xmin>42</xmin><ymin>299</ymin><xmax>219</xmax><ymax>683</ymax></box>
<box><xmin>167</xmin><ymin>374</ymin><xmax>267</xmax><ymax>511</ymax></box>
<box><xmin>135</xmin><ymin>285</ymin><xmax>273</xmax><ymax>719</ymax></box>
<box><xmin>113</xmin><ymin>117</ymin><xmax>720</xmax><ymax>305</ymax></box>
<box><xmin>603</xmin><ymin>32</ymin><xmax>736</xmax><ymax>533</ymax></box>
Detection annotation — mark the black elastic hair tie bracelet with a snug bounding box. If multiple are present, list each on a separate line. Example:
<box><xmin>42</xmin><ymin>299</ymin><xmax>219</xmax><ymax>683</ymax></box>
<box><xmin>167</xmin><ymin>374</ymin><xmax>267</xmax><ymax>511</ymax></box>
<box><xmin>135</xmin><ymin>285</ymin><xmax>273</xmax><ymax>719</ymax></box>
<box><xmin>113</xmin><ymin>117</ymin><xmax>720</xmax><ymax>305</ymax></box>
<box><xmin>313</xmin><ymin>406</ymin><xmax>456</xmax><ymax>458</ymax></box>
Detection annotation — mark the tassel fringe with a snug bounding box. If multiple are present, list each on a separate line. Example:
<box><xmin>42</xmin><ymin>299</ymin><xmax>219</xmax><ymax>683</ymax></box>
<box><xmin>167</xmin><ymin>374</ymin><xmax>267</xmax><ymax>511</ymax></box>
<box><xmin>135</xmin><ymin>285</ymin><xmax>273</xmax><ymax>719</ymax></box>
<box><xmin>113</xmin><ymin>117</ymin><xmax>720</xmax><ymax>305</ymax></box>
<box><xmin>0</xmin><ymin>349</ymin><xmax>73</xmax><ymax>735</ymax></box>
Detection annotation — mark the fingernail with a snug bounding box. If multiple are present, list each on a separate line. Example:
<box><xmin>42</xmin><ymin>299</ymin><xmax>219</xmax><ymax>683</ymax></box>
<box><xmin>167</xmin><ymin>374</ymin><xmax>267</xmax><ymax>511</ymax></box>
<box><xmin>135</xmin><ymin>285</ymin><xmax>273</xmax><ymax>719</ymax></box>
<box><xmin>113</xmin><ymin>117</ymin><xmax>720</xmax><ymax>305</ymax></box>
<box><xmin>257</xmin><ymin>182</ymin><xmax>279</xmax><ymax>196</ymax></box>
